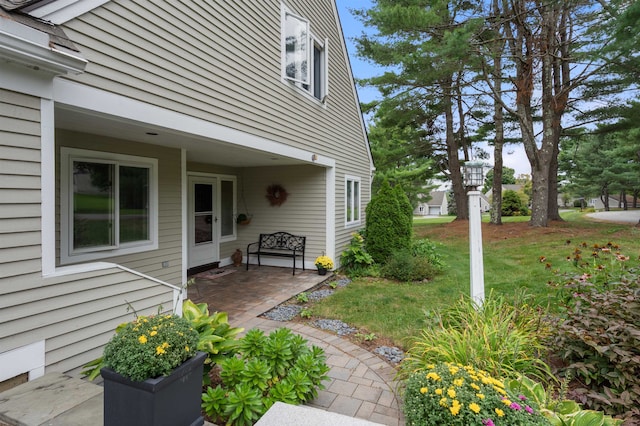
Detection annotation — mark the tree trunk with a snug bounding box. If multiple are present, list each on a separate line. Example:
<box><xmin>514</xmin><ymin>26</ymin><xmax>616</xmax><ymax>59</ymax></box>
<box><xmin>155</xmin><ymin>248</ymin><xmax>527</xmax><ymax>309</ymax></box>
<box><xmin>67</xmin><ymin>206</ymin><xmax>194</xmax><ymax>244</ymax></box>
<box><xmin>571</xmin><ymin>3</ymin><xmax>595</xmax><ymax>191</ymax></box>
<box><xmin>444</xmin><ymin>82</ymin><xmax>468</xmax><ymax>220</ymax></box>
<box><xmin>547</xmin><ymin>141</ymin><xmax>562</xmax><ymax>221</ymax></box>
<box><xmin>490</xmin><ymin>0</ymin><xmax>504</xmax><ymax>226</ymax></box>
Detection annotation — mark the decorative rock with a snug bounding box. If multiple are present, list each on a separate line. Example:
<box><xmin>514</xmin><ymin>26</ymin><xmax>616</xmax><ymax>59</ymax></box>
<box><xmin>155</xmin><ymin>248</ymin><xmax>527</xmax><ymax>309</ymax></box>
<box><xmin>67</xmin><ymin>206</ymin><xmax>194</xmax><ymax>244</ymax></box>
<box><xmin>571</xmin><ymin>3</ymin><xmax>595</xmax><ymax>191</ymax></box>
<box><xmin>312</xmin><ymin>319</ymin><xmax>357</xmax><ymax>336</ymax></box>
<box><xmin>374</xmin><ymin>346</ymin><xmax>405</xmax><ymax>364</ymax></box>
<box><xmin>262</xmin><ymin>305</ymin><xmax>302</xmax><ymax>321</ymax></box>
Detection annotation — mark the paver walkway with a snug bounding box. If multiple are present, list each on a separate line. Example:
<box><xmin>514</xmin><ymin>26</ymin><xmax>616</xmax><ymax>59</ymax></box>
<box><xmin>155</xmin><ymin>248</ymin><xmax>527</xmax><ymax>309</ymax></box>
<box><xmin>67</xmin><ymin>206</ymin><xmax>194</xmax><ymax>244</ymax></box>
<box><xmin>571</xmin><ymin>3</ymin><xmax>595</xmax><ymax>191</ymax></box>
<box><xmin>190</xmin><ymin>266</ymin><xmax>405</xmax><ymax>425</ymax></box>
<box><xmin>0</xmin><ymin>266</ymin><xmax>405</xmax><ymax>425</ymax></box>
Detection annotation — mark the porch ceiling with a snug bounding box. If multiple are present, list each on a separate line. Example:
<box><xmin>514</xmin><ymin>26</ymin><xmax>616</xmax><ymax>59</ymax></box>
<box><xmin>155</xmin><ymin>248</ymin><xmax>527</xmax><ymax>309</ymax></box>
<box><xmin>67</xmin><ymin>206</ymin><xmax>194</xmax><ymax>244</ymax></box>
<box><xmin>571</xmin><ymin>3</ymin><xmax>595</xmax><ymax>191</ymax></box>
<box><xmin>55</xmin><ymin>105</ymin><xmax>306</xmax><ymax>167</ymax></box>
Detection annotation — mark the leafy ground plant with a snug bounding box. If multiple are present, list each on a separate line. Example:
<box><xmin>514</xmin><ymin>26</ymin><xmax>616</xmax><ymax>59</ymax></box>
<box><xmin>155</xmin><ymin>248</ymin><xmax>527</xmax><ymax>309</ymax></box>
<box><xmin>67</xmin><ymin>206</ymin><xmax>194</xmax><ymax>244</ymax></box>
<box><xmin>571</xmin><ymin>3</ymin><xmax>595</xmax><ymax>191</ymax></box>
<box><xmin>401</xmin><ymin>291</ymin><xmax>552</xmax><ymax>383</ymax></box>
<box><xmin>201</xmin><ymin>327</ymin><xmax>330</xmax><ymax>426</ymax></box>
<box><xmin>545</xmin><ymin>243</ymin><xmax>640</xmax><ymax>421</ymax></box>
<box><xmin>403</xmin><ymin>362</ymin><xmax>548</xmax><ymax>425</ymax></box>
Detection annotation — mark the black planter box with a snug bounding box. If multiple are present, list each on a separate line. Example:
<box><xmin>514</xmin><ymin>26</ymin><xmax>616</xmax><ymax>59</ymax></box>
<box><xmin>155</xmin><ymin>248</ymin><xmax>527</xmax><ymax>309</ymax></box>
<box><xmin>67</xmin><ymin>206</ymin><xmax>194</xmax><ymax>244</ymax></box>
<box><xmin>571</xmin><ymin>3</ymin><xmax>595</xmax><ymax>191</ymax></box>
<box><xmin>101</xmin><ymin>351</ymin><xmax>206</xmax><ymax>426</ymax></box>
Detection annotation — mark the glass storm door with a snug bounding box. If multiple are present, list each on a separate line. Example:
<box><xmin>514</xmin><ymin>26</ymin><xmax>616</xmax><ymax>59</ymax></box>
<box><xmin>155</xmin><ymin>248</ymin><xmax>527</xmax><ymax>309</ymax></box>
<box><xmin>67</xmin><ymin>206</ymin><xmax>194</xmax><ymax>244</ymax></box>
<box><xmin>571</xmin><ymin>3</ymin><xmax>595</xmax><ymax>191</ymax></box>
<box><xmin>188</xmin><ymin>176</ymin><xmax>218</xmax><ymax>268</ymax></box>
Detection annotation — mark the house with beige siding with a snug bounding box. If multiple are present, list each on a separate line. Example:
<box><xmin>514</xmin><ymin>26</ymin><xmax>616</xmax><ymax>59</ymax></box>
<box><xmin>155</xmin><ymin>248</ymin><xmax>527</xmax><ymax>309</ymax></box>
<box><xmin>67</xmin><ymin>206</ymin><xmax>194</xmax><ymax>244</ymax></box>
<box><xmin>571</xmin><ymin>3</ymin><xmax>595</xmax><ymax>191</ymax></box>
<box><xmin>0</xmin><ymin>0</ymin><xmax>372</xmax><ymax>385</ymax></box>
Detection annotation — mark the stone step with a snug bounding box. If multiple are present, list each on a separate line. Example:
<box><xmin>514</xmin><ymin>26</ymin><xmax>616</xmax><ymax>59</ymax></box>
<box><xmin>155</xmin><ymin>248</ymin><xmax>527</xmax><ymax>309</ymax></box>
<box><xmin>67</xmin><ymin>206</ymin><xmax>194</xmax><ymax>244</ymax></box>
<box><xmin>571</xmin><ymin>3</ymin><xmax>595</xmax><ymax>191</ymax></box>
<box><xmin>0</xmin><ymin>372</ymin><xmax>103</xmax><ymax>426</ymax></box>
<box><xmin>256</xmin><ymin>402</ymin><xmax>383</xmax><ymax>426</ymax></box>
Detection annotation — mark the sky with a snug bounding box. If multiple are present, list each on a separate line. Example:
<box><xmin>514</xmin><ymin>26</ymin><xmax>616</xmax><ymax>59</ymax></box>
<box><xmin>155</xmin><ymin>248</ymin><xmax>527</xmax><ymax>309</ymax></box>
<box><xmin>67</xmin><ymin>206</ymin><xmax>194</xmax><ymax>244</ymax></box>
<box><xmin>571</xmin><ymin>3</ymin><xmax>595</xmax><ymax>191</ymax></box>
<box><xmin>333</xmin><ymin>1</ymin><xmax>532</xmax><ymax>177</ymax></box>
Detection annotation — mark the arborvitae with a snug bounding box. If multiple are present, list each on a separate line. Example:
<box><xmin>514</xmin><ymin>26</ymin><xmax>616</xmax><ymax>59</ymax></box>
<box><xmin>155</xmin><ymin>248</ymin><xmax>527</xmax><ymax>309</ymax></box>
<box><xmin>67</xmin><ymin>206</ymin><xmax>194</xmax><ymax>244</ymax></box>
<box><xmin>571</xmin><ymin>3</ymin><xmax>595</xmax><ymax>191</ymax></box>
<box><xmin>365</xmin><ymin>180</ymin><xmax>412</xmax><ymax>263</ymax></box>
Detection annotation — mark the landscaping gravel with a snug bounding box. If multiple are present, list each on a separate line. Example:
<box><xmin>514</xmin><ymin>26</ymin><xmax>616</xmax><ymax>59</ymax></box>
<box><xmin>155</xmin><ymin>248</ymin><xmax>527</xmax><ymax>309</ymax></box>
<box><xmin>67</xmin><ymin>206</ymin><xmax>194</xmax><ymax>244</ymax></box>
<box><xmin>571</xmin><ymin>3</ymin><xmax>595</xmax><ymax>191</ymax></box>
<box><xmin>308</xmin><ymin>289</ymin><xmax>334</xmax><ymax>301</ymax></box>
<box><xmin>374</xmin><ymin>346</ymin><xmax>405</xmax><ymax>364</ymax></box>
<box><xmin>262</xmin><ymin>305</ymin><xmax>301</xmax><ymax>321</ymax></box>
<box><xmin>312</xmin><ymin>319</ymin><xmax>358</xmax><ymax>336</ymax></box>
<box><xmin>334</xmin><ymin>278</ymin><xmax>351</xmax><ymax>287</ymax></box>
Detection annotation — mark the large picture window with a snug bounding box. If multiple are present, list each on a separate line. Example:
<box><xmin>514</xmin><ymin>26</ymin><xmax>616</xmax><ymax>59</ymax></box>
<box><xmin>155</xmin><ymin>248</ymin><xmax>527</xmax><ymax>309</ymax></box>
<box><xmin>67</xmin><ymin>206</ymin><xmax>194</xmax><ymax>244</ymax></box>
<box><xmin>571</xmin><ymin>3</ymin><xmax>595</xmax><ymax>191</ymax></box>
<box><xmin>60</xmin><ymin>148</ymin><xmax>158</xmax><ymax>263</ymax></box>
<box><xmin>282</xmin><ymin>5</ymin><xmax>329</xmax><ymax>101</ymax></box>
<box><xmin>345</xmin><ymin>176</ymin><xmax>361</xmax><ymax>226</ymax></box>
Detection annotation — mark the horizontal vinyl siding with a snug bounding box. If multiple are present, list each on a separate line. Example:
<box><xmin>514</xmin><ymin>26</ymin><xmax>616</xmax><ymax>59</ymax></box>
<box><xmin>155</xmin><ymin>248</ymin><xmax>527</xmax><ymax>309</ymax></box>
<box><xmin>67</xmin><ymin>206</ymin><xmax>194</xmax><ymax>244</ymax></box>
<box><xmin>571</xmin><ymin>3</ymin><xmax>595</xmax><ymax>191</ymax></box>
<box><xmin>59</xmin><ymin>0</ymin><xmax>371</xmax><ymax>172</ymax></box>
<box><xmin>0</xmin><ymin>89</ymin><xmax>42</xmax><ymax>279</ymax></box>
<box><xmin>231</xmin><ymin>165</ymin><xmax>327</xmax><ymax>263</ymax></box>
<box><xmin>0</xmin><ymin>268</ymin><xmax>174</xmax><ymax>374</ymax></box>
<box><xmin>56</xmin><ymin>130</ymin><xmax>183</xmax><ymax>285</ymax></box>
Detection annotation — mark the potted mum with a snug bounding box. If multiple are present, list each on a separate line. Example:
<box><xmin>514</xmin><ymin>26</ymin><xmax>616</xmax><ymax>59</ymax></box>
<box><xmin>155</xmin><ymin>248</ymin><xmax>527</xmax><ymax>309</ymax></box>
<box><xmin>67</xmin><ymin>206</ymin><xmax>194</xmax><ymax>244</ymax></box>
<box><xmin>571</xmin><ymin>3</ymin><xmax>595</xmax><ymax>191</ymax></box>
<box><xmin>403</xmin><ymin>362</ymin><xmax>548</xmax><ymax>425</ymax></box>
<box><xmin>100</xmin><ymin>314</ymin><xmax>205</xmax><ymax>426</ymax></box>
<box><xmin>314</xmin><ymin>255</ymin><xmax>334</xmax><ymax>275</ymax></box>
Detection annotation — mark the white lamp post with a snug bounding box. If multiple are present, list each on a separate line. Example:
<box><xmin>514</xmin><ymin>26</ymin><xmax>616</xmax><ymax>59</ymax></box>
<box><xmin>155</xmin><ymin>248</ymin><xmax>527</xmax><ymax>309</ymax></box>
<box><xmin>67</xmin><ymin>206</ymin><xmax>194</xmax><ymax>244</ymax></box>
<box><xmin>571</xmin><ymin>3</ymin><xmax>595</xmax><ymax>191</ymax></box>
<box><xmin>464</xmin><ymin>161</ymin><xmax>485</xmax><ymax>307</ymax></box>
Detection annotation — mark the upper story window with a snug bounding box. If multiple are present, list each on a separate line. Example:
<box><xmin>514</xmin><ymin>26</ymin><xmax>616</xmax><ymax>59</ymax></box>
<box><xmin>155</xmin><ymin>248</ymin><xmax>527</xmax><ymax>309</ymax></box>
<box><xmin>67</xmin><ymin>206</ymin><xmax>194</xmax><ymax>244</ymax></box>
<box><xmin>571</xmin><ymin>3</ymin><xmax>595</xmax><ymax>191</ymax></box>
<box><xmin>60</xmin><ymin>148</ymin><xmax>158</xmax><ymax>264</ymax></box>
<box><xmin>282</xmin><ymin>5</ymin><xmax>329</xmax><ymax>102</ymax></box>
<box><xmin>345</xmin><ymin>176</ymin><xmax>361</xmax><ymax>226</ymax></box>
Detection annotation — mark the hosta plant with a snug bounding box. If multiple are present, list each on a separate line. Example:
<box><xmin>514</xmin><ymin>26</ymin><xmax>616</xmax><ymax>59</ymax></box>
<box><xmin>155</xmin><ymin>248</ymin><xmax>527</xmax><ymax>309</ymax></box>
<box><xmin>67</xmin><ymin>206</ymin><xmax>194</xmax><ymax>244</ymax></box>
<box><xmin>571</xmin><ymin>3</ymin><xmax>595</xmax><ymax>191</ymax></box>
<box><xmin>403</xmin><ymin>362</ymin><xmax>548</xmax><ymax>425</ymax></box>
<box><xmin>181</xmin><ymin>299</ymin><xmax>243</xmax><ymax>383</ymax></box>
<box><xmin>201</xmin><ymin>327</ymin><xmax>330</xmax><ymax>426</ymax></box>
<box><xmin>506</xmin><ymin>375</ymin><xmax>622</xmax><ymax>426</ymax></box>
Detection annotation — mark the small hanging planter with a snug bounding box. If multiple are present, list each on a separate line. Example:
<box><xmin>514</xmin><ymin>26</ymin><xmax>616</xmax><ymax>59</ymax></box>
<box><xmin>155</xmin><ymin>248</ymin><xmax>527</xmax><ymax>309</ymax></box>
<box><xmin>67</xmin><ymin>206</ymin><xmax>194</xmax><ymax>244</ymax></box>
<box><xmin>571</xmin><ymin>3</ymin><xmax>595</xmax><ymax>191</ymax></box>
<box><xmin>236</xmin><ymin>213</ymin><xmax>252</xmax><ymax>225</ymax></box>
<box><xmin>266</xmin><ymin>184</ymin><xmax>288</xmax><ymax>206</ymax></box>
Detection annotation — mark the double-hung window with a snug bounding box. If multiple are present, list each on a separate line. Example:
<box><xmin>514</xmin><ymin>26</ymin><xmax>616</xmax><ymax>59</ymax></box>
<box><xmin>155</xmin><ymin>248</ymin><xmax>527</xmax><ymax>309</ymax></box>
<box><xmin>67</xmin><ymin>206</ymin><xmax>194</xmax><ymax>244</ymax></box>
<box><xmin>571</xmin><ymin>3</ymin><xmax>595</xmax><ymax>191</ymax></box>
<box><xmin>345</xmin><ymin>176</ymin><xmax>361</xmax><ymax>226</ymax></box>
<box><xmin>60</xmin><ymin>148</ymin><xmax>158</xmax><ymax>263</ymax></box>
<box><xmin>282</xmin><ymin>4</ymin><xmax>329</xmax><ymax>101</ymax></box>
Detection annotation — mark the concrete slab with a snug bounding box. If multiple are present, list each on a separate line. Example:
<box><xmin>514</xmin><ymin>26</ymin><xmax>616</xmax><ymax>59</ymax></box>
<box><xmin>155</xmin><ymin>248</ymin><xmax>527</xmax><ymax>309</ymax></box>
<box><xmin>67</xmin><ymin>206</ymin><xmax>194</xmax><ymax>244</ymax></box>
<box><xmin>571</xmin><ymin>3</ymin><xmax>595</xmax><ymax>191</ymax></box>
<box><xmin>255</xmin><ymin>402</ymin><xmax>383</xmax><ymax>426</ymax></box>
<box><xmin>0</xmin><ymin>373</ymin><xmax>102</xmax><ymax>426</ymax></box>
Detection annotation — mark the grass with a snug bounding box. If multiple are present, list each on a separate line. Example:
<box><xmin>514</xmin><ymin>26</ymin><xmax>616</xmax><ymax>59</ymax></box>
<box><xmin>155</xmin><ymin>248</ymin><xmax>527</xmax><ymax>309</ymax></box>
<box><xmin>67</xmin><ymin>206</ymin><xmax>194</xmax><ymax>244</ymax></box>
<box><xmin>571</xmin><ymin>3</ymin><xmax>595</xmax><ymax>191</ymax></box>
<box><xmin>312</xmin><ymin>210</ymin><xmax>640</xmax><ymax>349</ymax></box>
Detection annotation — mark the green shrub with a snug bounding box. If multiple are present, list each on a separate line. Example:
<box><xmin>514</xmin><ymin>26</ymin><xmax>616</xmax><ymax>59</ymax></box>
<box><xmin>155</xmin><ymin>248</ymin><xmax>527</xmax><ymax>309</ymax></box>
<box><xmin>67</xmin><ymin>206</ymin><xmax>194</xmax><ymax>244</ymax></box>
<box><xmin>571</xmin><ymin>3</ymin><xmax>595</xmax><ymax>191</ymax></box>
<box><xmin>401</xmin><ymin>291</ymin><xmax>552</xmax><ymax>382</ymax></box>
<box><xmin>501</xmin><ymin>190</ymin><xmax>529</xmax><ymax>216</ymax></box>
<box><xmin>403</xmin><ymin>362</ymin><xmax>548</xmax><ymax>425</ymax></box>
<box><xmin>201</xmin><ymin>328</ymin><xmax>330</xmax><ymax>426</ymax></box>
<box><xmin>411</xmin><ymin>238</ymin><xmax>446</xmax><ymax>272</ymax></box>
<box><xmin>380</xmin><ymin>249</ymin><xmax>439</xmax><ymax>282</ymax></box>
<box><xmin>340</xmin><ymin>231</ymin><xmax>374</xmax><ymax>276</ymax></box>
<box><xmin>365</xmin><ymin>180</ymin><xmax>412</xmax><ymax>263</ymax></box>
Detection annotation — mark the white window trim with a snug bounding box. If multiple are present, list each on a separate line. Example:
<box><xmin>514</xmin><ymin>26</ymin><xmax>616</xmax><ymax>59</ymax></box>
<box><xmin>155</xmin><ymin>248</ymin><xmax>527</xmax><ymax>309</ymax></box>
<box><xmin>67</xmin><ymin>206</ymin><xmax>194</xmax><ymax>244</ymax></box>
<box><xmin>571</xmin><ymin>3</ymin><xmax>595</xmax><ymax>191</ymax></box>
<box><xmin>281</xmin><ymin>3</ymin><xmax>329</xmax><ymax>104</ymax></box>
<box><xmin>60</xmin><ymin>147</ymin><xmax>158</xmax><ymax>264</ymax></box>
<box><xmin>218</xmin><ymin>174</ymin><xmax>238</xmax><ymax>243</ymax></box>
<box><xmin>345</xmin><ymin>175</ymin><xmax>362</xmax><ymax>227</ymax></box>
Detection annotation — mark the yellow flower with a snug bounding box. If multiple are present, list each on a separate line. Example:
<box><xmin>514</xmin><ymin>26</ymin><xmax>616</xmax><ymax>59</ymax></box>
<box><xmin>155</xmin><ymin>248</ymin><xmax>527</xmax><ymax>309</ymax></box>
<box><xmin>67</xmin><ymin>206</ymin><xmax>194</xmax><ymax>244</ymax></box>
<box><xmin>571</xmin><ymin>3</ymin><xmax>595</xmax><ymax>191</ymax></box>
<box><xmin>185</xmin><ymin>346</ymin><xmax>190</xmax><ymax>352</ymax></box>
<box><xmin>495</xmin><ymin>408</ymin><xmax>505</xmax><ymax>417</ymax></box>
<box><xmin>426</xmin><ymin>372</ymin><xmax>441</xmax><ymax>381</ymax></box>
<box><xmin>150</xmin><ymin>330</ymin><xmax>158</xmax><ymax>336</ymax></box>
<box><xmin>470</xmin><ymin>383</ymin><xmax>480</xmax><ymax>390</ymax></box>
<box><xmin>448</xmin><ymin>365</ymin><xmax>460</xmax><ymax>375</ymax></box>
<box><xmin>501</xmin><ymin>398</ymin><xmax>512</xmax><ymax>406</ymax></box>
<box><xmin>420</xmin><ymin>387</ymin><xmax>428</xmax><ymax>394</ymax></box>
<box><xmin>162</xmin><ymin>342</ymin><xmax>169</xmax><ymax>349</ymax></box>
<box><xmin>138</xmin><ymin>335</ymin><xmax>147</xmax><ymax>344</ymax></box>
<box><xmin>449</xmin><ymin>400</ymin><xmax>461</xmax><ymax>415</ymax></box>
<box><xmin>453</xmin><ymin>378</ymin><xmax>464</xmax><ymax>387</ymax></box>
<box><xmin>476</xmin><ymin>393</ymin><xmax>485</xmax><ymax>399</ymax></box>
<box><xmin>469</xmin><ymin>402</ymin><xmax>481</xmax><ymax>413</ymax></box>
<box><xmin>156</xmin><ymin>346</ymin><xmax>166</xmax><ymax>355</ymax></box>
<box><xmin>439</xmin><ymin>397</ymin><xmax>449</xmax><ymax>408</ymax></box>
<box><xmin>447</xmin><ymin>388</ymin><xmax>456</xmax><ymax>398</ymax></box>
<box><xmin>435</xmin><ymin>388</ymin><xmax>443</xmax><ymax>395</ymax></box>
<box><xmin>427</xmin><ymin>364</ymin><xmax>435</xmax><ymax>369</ymax></box>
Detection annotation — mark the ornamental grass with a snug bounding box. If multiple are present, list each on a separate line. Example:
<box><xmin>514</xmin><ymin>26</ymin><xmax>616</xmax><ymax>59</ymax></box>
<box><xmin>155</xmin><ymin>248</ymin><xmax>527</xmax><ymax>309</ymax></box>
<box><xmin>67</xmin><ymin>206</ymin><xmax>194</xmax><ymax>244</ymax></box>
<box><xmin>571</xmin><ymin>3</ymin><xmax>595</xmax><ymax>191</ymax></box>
<box><xmin>403</xmin><ymin>362</ymin><xmax>548</xmax><ymax>425</ymax></box>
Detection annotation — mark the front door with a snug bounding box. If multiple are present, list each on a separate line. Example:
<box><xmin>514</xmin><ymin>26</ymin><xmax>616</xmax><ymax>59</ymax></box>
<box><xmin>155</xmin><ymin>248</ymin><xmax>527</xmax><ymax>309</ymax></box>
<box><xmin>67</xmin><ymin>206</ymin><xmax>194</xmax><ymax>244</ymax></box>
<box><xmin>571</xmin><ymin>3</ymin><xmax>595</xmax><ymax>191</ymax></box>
<box><xmin>188</xmin><ymin>176</ymin><xmax>219</xmax><ymax>269</ymax></box>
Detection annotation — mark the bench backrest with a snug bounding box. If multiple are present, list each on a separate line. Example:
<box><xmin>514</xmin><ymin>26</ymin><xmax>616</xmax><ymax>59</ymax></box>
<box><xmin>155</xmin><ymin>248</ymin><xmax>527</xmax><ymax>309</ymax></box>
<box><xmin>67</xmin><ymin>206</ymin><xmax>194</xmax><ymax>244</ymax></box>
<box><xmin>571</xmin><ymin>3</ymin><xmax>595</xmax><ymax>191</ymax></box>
<box><xmin>259</xmin><ymin>232</ymin><xmax>305</xmax><ymax>252</ymax></box>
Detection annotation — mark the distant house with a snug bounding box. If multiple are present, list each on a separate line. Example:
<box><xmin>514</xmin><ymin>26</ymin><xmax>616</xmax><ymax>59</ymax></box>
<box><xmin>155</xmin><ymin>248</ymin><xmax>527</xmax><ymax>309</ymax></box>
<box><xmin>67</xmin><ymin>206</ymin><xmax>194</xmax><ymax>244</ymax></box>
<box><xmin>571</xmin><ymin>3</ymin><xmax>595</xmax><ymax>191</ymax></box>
<box><xmin>0</xmin><ymin>0</ymin><xmax>373</xmax><ymax>384</ymax></box>
<box><xmin>414</xmin><ymin>191</ymin><xmax>448</xmax><ymax>216</ymax></box>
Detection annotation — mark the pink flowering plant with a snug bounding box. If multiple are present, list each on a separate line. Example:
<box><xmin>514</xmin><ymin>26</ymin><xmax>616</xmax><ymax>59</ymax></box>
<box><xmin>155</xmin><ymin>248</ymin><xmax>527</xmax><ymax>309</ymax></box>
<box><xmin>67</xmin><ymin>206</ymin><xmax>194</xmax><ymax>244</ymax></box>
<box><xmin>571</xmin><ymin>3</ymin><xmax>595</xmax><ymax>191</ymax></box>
<box><xmin>403</xmin><ymin>362</ymin><xmax>548</xmax><ymax>425</ymax></box>
<box><xmin>103</xmin><ymin>314</ymin><xmax>199</xmax><ymax>382</ymax></box>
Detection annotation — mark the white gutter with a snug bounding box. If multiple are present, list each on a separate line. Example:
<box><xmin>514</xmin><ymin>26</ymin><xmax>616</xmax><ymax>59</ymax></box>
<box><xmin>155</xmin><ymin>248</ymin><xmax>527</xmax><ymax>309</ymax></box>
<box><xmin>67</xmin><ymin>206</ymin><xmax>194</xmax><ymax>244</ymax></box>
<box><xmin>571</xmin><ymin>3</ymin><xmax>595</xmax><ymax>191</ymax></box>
<box><xmin>0</xmin><ymin>14</ymin><xmax>86</xmax><ymax>75</ymax></box>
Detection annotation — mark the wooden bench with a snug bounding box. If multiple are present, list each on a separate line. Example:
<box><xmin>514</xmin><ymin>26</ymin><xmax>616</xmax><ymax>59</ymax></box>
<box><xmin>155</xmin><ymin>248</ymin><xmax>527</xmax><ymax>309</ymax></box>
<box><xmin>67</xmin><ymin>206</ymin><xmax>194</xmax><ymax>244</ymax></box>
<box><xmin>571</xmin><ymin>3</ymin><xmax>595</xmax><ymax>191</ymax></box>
<box><xmin>246</xmin><ymin>232</ymin><xmax>306</xmax><ymax>275</ymax></box>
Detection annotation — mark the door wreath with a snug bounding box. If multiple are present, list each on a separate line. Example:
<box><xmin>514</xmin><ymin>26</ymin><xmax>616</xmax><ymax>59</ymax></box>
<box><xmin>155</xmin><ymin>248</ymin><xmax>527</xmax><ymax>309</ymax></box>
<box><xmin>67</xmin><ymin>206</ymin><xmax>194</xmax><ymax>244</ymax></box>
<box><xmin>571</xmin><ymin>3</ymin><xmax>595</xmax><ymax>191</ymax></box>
<box><xmin>266</xmin><ymin>184</ymin><xmax>288</xmax><ymax>206</ymax></box>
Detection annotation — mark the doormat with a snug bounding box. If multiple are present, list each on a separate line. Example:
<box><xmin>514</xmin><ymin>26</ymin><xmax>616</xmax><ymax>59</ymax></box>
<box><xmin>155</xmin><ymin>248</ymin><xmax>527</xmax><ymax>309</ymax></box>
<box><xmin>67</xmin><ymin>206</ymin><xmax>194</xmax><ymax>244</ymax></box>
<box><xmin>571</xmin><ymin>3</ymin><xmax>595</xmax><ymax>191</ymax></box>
<box><xmin>194</xmin><ymin>269</ymin><xmax>236</xmax><ymax>280</ymax></box>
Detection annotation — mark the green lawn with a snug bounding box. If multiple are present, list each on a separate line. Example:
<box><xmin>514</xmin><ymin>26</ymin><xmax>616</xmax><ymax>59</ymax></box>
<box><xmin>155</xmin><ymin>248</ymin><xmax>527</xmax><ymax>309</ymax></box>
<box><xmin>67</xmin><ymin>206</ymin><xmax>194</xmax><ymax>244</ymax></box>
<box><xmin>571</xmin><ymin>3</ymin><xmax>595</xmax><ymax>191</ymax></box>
<box><xmin>313</xmin><ymin>210</ymin><xmax>640</xmax><ymax>349</ymax></box>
